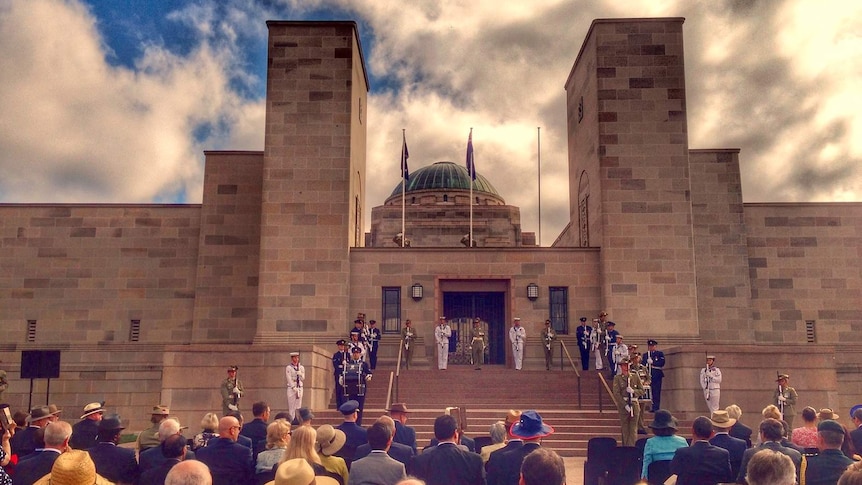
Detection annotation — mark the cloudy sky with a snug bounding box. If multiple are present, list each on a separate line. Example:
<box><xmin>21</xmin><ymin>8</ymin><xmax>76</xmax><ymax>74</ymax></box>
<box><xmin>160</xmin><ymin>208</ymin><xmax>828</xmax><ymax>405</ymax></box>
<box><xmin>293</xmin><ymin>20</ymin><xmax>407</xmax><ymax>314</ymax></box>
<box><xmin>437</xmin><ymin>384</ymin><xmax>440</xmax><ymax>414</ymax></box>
<box><xmin>1</xmin><ymin>0</ymin><xmax>860</xmax><ymax>243</ymax></box>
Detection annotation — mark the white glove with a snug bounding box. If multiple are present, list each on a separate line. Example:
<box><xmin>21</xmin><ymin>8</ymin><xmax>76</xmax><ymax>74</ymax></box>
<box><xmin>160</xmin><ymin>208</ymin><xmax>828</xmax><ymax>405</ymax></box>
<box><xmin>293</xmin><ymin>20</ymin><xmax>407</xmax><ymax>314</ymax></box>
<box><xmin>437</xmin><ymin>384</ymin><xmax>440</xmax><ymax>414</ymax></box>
<box><xmin>777</xmin><ymin>395</ymin><xmax>786</xmax><ymax>402</ymax></box>
<box><xmin>626</xmin><ymin>386</ymin><xmax>634</xmax><ymax>394</ymax></box>
<box><xmin>228</xmin><ymin>404</ymin><xmax>238</xmax><ymax>411</ymax></box>
<box><xmin>338</xmin><ymin>376</ymin><xmax>344</xmax><ymax>386</ymax></box>
<box><xmin>365</xmin><ymin>374</ymin><xmax>372</xmax><ymax>382</ymax></box>
<box><xmin>625</xmin><ymin>405</ymin><xmax>632</xmax><ymax>413</ymax></box>
<box><xmin>232</xmin><ymin>387</ymin><xmax>241</xmax><ymax>395</ymax></box>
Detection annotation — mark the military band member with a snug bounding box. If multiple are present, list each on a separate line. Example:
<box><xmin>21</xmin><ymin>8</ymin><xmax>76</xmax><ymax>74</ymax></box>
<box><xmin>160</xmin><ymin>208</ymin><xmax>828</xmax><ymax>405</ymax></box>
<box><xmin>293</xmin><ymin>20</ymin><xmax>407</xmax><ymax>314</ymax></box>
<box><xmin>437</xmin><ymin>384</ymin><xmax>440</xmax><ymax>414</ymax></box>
<box><xmin>341</xmin><ymin>346</ymin><xmax>372</xmax><ymax>425</ymax></box>
<box><xmin>332</xmin><ymin>339</ymin><xmax>349</xmax><ymax>408</ymax></box>
<box><xmin>774</xmin><ymin>373</ymin><xmax>798</xmax><ymax>428</ymax></box>
<box><xmin>434</xmin><ymin>316</ymin><xmax>452</xmax><ymax>370</ymax></box>
<box><xmin>612</xmin><ymin>358</ymin><xmax>645</xmax><ymax>446</ymax></box>
<box><xmin>285</xmin><ymin>351</ymin><xmax>305</xmax><ymax>423</ymax></box>
<box><xmin>605</xmin><ymin>321</ymin><xmax>619</xmax><ymax>376</ymax></box>
<box><xmin>509</xmin><ymin>317</ymin><xmax>526</xmax><ymax>370</ymax></box>
<box><xmin>220</xmin><ymin>365</ymin><xmax>243</xmax><ymax>416</ymax></box>
<box><xmin>470</xmin><ymin>317</ymin><xmax>487</xmax><ymax>370</ymax></box>
<box><xmin>700</xmin><ymin>354</ymin><xmax>722</xmax><ymax>413</ymax></box>
<box><xmin>590</xmin><ymin>318</ymin><xmax>606</xmax><ymax>370</ymax></box>
<box><xmin>348</xmin><ymin>332</ymin><xmax>366</xmax><ymax>361</ymax></box>
<box><xmin>366</xmin><ymin>320</ymin><xmax>381</xmax><ymax>369</ymax></box>
<box><xmin>645</xmin><ymin>339</ymin><xmax>665</xmax><ymax>412</ymax></box>
<box><xmin>401</xmin><ymin>320</ymin><xmax>415</xmax><ymax>369</ymax></box>
<box><xmin>612</xmin><ymin>334</ymin><xmax>628</xmax><ymax>375</ymax></box>
<box><xmin>541</xmin><ymin>320</ymin><xmax>557</xmax><ymax>370</ymax></box>
<box><xmin>575</xmin><ymin>317</ymin><xmax>592</xmax><ymax>371</ymax></box>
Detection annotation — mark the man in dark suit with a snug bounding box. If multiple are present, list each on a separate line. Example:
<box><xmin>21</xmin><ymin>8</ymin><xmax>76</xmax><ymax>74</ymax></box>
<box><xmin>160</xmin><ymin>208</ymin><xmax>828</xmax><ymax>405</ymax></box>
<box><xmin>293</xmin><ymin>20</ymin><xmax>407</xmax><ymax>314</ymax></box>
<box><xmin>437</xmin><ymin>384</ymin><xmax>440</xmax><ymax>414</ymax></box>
<box><xmin>226</xmin><ymin>411</ymin><xmax>254</xmax><ymax>450</ymax></box>
<box><xmin>139</xmin><ymin>434</ymin><xmax>186</xmax><ymax>485</ymax></box>
<box><xmin>708</xmin><ymin>410</ymin><xmax>748</xmax><ymax>480</ymax></box>
<box><xmin>490</xmin><ymin>410</ymin><xmax>554</xmax><ymax>485</ymax></box>
<box><xmin>850</xmin><ymin>406</ymin><xmax>862</xmax><ymax>454</ymax></box>
<box><xmin>11</xmin><ymin>406</ymin><xmax>56</xmax><ymax>458</ymax></box>
<box><xmin>239</xmin><ymin>401</ymin><xmax>269</xmax><ymax>459</ymax></box>
<box><xmin>670</xmin><ymin>416</ymin><xmax>733</xmax><ymax>485</ymax></box>
<box><xmin>486</xmin><ymin>410</ymin><xmax>523</xmax><ymax>478</ymax></box>
<box><xmin>138</xmin><ymin>417</ymin><xmax>196</xmax><ymax>473</ymax></box>
<box><xmin>196</xmin><ymin>416</ymin><xmax>254</xmax><ymax>485</ymax></box>
<box><xmin>737</xmin><ymin>418</ymin><xmax>802</xmax><ymax>484</ymax></box>
<box><xmin>388</xmin><ymin>403</ymin><xmax>417</xmax><ymax>453</ymax></box>
<box><xmin>335</xmin><ymin>400</ymin><xmax>367</xmax><ymax>469</ymax></box>
<box><xmin>407</xmin><ymin>414</ymin><xmax>484</xmax><ymax>485</ymax></box>
<box><xmin>727</xmin><ymin>404</ymin><xmax>753</xmax><ymax>447</ymax></box>
<box><xmin>803</xmin><ymin>419</ymin><xmax>855</xmax><ymax>485</ymax></box>
<box><xmin>70</xmin><ymin>402</ymin><xmax>104</xmax><ymax>450</ymax></box>
<box><xmin>354</xmin><ymin>415</ymin><xmax>414</xmax><ymax>466</ymax></box>
<box><xmin>14</xmin><ymin>420</ymin><xmax>71</xmax><ymax>485</ymax></box>
<box><xmin>88</xmin><ymin>414</ymin><xmax>140</xmax><ymax>485</ymax></box>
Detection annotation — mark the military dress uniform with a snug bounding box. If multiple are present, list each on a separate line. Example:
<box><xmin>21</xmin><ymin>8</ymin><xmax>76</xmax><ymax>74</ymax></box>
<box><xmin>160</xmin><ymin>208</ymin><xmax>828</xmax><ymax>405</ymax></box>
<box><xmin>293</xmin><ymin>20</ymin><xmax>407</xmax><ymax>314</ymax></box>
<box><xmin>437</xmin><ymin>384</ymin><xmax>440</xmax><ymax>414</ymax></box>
<box><xmin>285</xmin><ymin>353</ymin><xmax>305</xmax><ymax>423</ymax></box>
<box><xmin>332</xmin><ymin>340</ymin><xmax>349</xmax><ymax>408</ymax></box>
<box><xmin>590</xmin><ymin>320</ymin><xmax>606</xmax><ymax>370</ymax></box>
<box><xmin>220</xmin><ymin>367</ymin><xmax>243</xmax><ymax>417</ymax></box>
<box><xmin>773</xmin><ymin>374</ymin><xmax>798</xmax><ymax>427</ymax></box>
<box><xmin>612</xmin><ymin>360</ymin><xmax>645</xmax><ymax>446</ymax></box>
<box><xmin>605</xmin><ymin>324</ymin><xmax>619</xmax><ymax>375</ymax></box>
<box><xmin>612</xmin><ymin>337</ymin><xmax>629</xmax><ymax>375</ymax></box>
<box><xmin>645</xmin><ymin>340</ymin><xmax>666</xmax><ymax>412</ymax></box>
<box><xmin>470</xmin><ymin>321</ymin><xmax>487</xmax><ymax>369</ymax></box>
<box><xmin>575</xmin><ymin>318</ymin><xmax>592</xmax><ymax>370</ymax></box>
<box><xmin>401</xmin><ymin>322</ymin><xmax>416</xmax><ymax>369</ymax></box>
<box><xmin>434</xmin><ymin>319</ymin><xmax>452</xmax><ymax>370</ymax></box>
<box><xmin>509</xmin><ymin>319</ymin><xmax>526</xmax><ymax>370</ymax></box>
<box><xmin>541</xmin><ymin>323</ymin><xmax>556</xmax><ymax>370</ymax></box>
<box><xmin>700</xmin><ymin>356</ymin><xmax>722</xmax><ymax>413</ymax></box>
<box><xmin>630</xmin><ymin>353</ymin><xmax>650</xmax><ymax>433</ymax></box>
<box><xmin>342</xmin><ymin>350</ymin><xmax>372</xmax><ymax>425</ymax></box>
<box><xmin>367</xmin><ymin>322</ymin><xmax>382</xmax><ymax>369</ymax></box>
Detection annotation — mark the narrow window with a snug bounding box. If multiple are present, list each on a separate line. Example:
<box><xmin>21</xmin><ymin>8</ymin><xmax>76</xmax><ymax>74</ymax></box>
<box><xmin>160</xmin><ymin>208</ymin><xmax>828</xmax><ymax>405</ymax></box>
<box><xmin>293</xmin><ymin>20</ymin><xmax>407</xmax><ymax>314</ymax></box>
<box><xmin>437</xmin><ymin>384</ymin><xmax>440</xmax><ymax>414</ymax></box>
<box><xmin>549</xmin><ymin>288</ymin><xmax>569</xmax><ymax>334</ymax></box>
<box><xmin>27</xmin><ymin>320</ymin><xmax>37</xmax><ymax>342</ymax></box>
<box><xmin>382</xmin><ymin>287</ymin><xmax>401</xmax><ymax>333</ymax></box>
<box><xmin>129</xmin><ymin>320</ymin><xmax>141</xmax><ymax>342</ymax></box>
<box><xmin>805</xmin><ymin>320</ymin><xmax>816</xmax><ymax>343</ymax></box>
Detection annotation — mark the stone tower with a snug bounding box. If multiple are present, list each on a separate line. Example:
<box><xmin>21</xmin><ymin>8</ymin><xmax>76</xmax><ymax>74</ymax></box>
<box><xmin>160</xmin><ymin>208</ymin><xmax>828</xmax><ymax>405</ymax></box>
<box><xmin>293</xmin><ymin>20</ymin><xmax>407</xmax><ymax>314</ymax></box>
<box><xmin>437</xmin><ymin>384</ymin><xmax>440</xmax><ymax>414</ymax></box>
<box><xmin>256</xmin><ymin>22</ymin><xmax>369</xmax><ymax>340</ymax></box>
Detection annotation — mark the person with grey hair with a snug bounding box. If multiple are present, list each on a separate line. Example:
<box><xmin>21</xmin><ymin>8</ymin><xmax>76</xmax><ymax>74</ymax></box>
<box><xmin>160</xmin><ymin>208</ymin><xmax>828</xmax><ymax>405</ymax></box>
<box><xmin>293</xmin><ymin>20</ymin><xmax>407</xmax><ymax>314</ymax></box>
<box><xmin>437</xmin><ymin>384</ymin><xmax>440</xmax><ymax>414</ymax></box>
<box><xmin>165</xmin><ymin>460</ymin><xmax>213</xmax><ymax>485</ymax></box>
<box><xmin>395</xmin><ymin>479</ymin><xmax>425</xmax><ymax>485</ymax></box>
<box><xmin>14</xmin><ymin>420</ymin><xmax>73</xmax><ymax>485</ymax></box>
<box><xmin>745</xmin><ymin>449</ymin><xmax>795</xmax><ymax>485</ymax></box>
<box><xmin>519</xmin><ymin>447</ymin><xmax>565</xmax><ymax>485</ymax></box>
<box><xmin>480</xmin><ymin>421</ymin><xmax>507</xmax><ymax>463</ymax></box>
<box><xmin>139</xmin><ymin>417</ymin><xmax>196</xmax><ymax>473</ymax></box>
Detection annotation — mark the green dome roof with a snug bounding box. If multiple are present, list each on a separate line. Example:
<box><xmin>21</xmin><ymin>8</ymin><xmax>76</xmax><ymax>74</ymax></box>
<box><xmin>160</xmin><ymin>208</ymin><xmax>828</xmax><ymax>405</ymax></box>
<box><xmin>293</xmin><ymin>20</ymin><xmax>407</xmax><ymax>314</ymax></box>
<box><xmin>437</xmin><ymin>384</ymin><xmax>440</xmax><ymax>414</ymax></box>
<box><xmin>389</xmin><ymin>161</ymin><xmax>500</xmax><ymax>197</ymax></box>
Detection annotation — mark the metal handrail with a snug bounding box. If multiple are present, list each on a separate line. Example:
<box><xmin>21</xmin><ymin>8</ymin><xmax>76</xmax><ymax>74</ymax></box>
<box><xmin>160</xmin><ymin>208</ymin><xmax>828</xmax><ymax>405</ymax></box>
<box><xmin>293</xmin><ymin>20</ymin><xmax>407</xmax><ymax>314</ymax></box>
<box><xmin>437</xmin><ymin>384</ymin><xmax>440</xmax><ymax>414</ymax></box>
<box><xmin>385</xmin><ymin>339</ymin><xmax>404</xmax><ymax>410</ymax></box>
<box><xmin>558</xmin><ymin>340</ymin><xmax>583</xmax><ymax>409</ymax></box>
<box><xmin>597</xmin><ymin>372</ymin><xmax>618</xmax><ymax>412</ymax></box>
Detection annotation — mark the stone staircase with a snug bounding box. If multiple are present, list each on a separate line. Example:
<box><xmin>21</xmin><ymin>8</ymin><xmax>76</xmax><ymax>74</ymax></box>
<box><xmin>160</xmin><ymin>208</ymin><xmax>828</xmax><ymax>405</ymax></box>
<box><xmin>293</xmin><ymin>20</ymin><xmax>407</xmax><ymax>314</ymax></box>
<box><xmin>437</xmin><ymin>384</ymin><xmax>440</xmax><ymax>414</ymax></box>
<box><xmin>310</xmin><ymin>365</ymin><xmax>627</xmax><ymax>457</ymax></box>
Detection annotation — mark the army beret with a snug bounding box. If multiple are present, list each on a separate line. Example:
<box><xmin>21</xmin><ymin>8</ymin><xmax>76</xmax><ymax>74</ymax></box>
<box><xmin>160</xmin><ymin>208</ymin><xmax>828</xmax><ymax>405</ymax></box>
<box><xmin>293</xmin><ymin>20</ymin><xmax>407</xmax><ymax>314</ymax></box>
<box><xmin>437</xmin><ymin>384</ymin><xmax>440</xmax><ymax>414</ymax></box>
<box><xmin>818</xmin><ymin>419</ymin><xmax>844</xmax><ymax>434</ymax></box>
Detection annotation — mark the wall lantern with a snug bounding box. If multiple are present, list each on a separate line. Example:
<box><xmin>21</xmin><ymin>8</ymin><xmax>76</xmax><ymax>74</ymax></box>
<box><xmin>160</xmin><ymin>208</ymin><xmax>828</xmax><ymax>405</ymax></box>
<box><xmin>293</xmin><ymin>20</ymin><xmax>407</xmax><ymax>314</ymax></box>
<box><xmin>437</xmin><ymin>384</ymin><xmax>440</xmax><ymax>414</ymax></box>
<box><xmin>527</xmin><ymin>283</ymin><xmax>539</xmax><ymax>301</ymax></box>
<box><xmin>411</xmin><ymin>283</ymin><xmax>424</xmax><ymax>301</ymax></box>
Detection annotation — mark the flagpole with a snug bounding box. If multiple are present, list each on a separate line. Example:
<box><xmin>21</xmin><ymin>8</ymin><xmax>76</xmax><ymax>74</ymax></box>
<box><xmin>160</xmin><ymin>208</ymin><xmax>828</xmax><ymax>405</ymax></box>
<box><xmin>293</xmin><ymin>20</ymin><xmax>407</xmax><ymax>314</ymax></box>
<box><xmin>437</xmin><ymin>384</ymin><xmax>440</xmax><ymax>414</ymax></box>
<box><xmin>469</xmin><ymin>128</ymin><xmax>474</xmax><ymax>248</ymax></box>
<box><xmin>537</xmin><ymin>126</ymin><xmax>542</xmax><ymax>247</ymax></box>
<box><xmin>401</xmin><ymin>129</ymin><xmax>406</xmax><ymax>248</ymax></box>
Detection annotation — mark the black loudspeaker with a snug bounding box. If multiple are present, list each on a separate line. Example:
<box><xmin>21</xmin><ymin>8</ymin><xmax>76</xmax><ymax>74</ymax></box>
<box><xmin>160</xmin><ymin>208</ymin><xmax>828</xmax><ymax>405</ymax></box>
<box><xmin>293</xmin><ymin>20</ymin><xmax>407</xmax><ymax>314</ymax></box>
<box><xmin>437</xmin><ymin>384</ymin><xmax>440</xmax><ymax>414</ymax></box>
<box><xmin>20</xmin><ymin>350</ymin><xmax>61</xmax><ymax>379</ymax></box>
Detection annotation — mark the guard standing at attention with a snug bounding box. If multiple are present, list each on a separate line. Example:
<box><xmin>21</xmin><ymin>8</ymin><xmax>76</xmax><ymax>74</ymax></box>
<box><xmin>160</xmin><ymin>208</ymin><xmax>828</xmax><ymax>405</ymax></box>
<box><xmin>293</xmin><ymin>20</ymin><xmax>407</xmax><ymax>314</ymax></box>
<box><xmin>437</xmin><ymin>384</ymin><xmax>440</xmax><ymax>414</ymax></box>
<box><xmin>401</xmin><ymin>319</ymin><xmax>415</xmax><ymax>369</ymax></box>
<box><xmin>575</xmin><ymin>317</ymin><xmax>592</xmax><ymax>371</ymax></box>
<box><xmin>700</xmin><ymin>354</ymin><xmax>722</xmax><ymax>413</ymax></box>
<box><xmin>220</xmin><ymin>365</ymin><xmax>243</xmax><ymax>416</ymax></box>
<box><xmin>645</xmin><ymin>339</ymin><xmax>665</xmax><ymax>412</ymax></box>
<box><xmin>509</xmin><ymin>317</ymin><xmax>526</xmax><ymax>370</ymax></box>
<box><xmin>434</xmin><ymin>317</ymin><xmax>452</xmax><ymax>370</ymax></box>
<box><xmin>605</xmin><ymin>322</ymin><xmax>619</xmax><ymax>376</ymax></box>
<box><xmin>332</xmin><ymin>339</ymin><xmax>349</xmax><ymax>408</ymax></box>
<box><xmin>366</xmin><ymin>320</ymin><xmax>381</xmax><ymax>369</ymax></box>
<box><xmin>470</xmin><ymin>317</ymin><xmax>487</xmax><ymax>370</ymax></box>
<box><xmin>541</xmin><ymin>320</ymin><xmax>557</xmax><ymax>370</ymax></box>
<box><xmin>774</xmin><ymin>373</ymin><xmax>798</xmax><ymax>427</ymax></box>
<box><xmin>285</xmin><ymin>351</ymin><xmax>305</xmax><ymax>423</ymax></box>
<box><xmin>612</xmin><ymin>357</ymin><xmax>644</xmax><ymax>446</ymax></box>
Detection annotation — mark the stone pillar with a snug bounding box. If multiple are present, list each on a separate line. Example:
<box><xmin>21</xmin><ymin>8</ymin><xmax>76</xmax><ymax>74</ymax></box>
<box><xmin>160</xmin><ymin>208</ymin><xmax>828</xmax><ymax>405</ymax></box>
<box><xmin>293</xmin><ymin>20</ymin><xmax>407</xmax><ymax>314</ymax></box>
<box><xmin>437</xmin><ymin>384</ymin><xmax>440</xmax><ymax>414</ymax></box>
<box><xmin>257</xmin><ymin>22</ymin><xmax>368</xmax><ymax>339</ymax></box>
<box><xmin>565</xmin><ymin>18</ymin><xmax>699</xmax><ymax>338</ymax></box>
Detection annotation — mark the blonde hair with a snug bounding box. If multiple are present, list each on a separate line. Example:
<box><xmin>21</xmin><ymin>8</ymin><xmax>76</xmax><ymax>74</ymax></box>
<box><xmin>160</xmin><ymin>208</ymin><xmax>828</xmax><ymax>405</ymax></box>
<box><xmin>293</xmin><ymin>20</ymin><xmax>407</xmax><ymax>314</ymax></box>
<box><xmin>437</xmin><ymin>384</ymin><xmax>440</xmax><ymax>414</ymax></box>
<box><xmin>839</xmin><ymin>461</ymin><xmax>862</xmax><ymax>485</ymax></box>
<box><xmin>726</xmin><ymin>404</ymin><xmax>743</xmax><ymax>420</ymax></box>
<box><xmin>762</xmin><ymin>405</ymin><xmax>781</xmax><ymax>420</ymax></box>
<box><xmin>280</xmin><ymin>426</ymin><xmax>320</xmax><ymax>465</ymax></box>
<box><xmin>200</xmin><ymin>412</ymin><xmax>219</xmax><ymax>432</ymax></box>
<box><xmin>266</xmin><ymin>419</ymin><xmax>292</xmax><ymax>450</ymax></box>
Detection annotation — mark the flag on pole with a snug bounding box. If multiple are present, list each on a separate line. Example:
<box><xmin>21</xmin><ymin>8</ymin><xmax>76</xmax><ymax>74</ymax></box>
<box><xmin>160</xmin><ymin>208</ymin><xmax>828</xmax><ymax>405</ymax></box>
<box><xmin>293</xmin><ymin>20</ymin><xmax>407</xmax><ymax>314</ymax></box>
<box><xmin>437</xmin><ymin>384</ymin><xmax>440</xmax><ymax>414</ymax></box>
<box><xmin>466</xmin><ymin>130</ymin><xmax>476</xmax><ymax>180</ymax></box>
<box><xmin>401</xmin><ymin>132</ymin><xmax>410</xmax><ymax>180</ymax></box>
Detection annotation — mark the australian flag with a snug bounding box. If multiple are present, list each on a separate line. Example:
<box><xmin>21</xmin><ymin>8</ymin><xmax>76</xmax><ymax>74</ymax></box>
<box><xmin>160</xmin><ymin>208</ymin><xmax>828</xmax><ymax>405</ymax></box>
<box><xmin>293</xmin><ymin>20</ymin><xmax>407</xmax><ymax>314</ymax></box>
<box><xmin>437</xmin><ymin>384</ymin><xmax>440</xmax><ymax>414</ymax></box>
<box><xmin>401</xmin><ymin>132</ymin><xmax>409</xmax><ymax>180</ymax></box>
<box><xmin>466</xmin><ymin>130</ymin><xmax>476</xmax><ymax>180</ymax></box>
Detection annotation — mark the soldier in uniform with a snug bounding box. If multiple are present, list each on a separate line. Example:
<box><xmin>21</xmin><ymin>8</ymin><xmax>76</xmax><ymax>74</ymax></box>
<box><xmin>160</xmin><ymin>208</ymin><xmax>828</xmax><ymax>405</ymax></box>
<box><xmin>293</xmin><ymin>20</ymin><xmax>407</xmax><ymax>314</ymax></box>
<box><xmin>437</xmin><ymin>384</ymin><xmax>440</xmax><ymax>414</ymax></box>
<box><xmin>509</xmin><ymin>317</ymin><xmax>526</xmax><ymax>371</ymax></box>
<box><xmin>700</xmin><ymin>354</ymin><xmax>722</xmax><ymax>413</ymax></box>
<box><xmin>645</xmin><ymin>339</ymin><xmax>666</xmax><ymax>412</ymax></box>
<box><xmin>348</xmin><ymin>331</ymin><xmax>366</xmax><ymax>361</ymax></box>
<box><xmin>611</xmin><ymin>333</ymin><xmax>628</xmax><ymax>376</ymax></box>
<box><xmin>575</xmin><ymin>317</ymin><xmax>592</xmax><ymax>371</ymax></box>
<box><xmin>605</xmin><ymin>321</ymin><xmax>619</xmax><ymax>376</ymax></box>
<box><xmin>401</xmin><ymin>320</ymin><xmax>415</xmax><ymax>369</ymax></box>
<box><xmin>630</xmin><ymin>351</ymin><xmax>650</xmax><ymax>434</ymax></box>
<box><xmin>220</xmin><ymin>365</ymin><xmax>243</xmax><ymax>417</ymax></box>
<box><xmin>341</xmin><ymin>346</ymin><xmax>372</xmax><ymax>425</ymax></box>
<box><xmin>470</xmin><ymin>317</ymin><xmax>487</xmax><ymax>370</ymax></box>
<box><xmin>332</xmin><ymin>339</ymin><xmax>349</xmax><ymax>408</ymax></box>
<box><xmin>612</xmin><ymin>358</ymin><xmax>645</xmax><ymax>446</ymax></box>
<box><xmin>285</xmin><ymin>351</ymin><xmax>305</xmax><ymax>423</ymax></box>
<box><xmin>541</xmin><ymin>320</ymin><xmax>556</xmax><ymax>370</ymax></box>
<box><xmin>434</xmin><ymin>316</ymin><xmax>452</xmax><ymax>370</ymax></box>
<box><xmin>590</xmin><ymin>318</ymin><xmax>605</xmax><ymax>371</ymax></box>
<box><xmin>135</xmin><ymin>404</ymin><xmax>170</xmax><ymax>452</ymax></box>
<box><xmin>774</xmin><ymin>373</ymin><xmax>798</xmax><ymax>428</ymax></box>
<box><xmin>366</xmin><ymin>320</ymin><xmax>382</xmax><ymax>369</ymax></box>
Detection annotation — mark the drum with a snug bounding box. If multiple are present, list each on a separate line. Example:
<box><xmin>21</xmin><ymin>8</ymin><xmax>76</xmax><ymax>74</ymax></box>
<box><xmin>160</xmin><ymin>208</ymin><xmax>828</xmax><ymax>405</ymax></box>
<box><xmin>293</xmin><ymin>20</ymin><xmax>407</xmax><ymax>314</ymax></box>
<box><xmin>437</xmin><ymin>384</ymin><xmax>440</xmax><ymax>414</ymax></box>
<box><xmin>342</xmin><ymin>363</ymin><xmax>366</xmax><ymax>396</ymax></box>
<box><xmin>642</xmin><ymin>385</ymin><xmax>653</xmax><ymax>403</ymax></box>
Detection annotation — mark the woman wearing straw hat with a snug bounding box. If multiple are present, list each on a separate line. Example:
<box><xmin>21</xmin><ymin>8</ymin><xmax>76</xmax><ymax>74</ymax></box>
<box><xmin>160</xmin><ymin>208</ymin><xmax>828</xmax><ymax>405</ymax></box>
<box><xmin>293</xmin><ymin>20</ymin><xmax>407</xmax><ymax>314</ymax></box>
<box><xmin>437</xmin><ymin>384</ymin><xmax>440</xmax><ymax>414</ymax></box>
<box><xmin>316</xmin><ymin>425</ymin><xmax>348</xmax><ymax>485</ymax></box>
